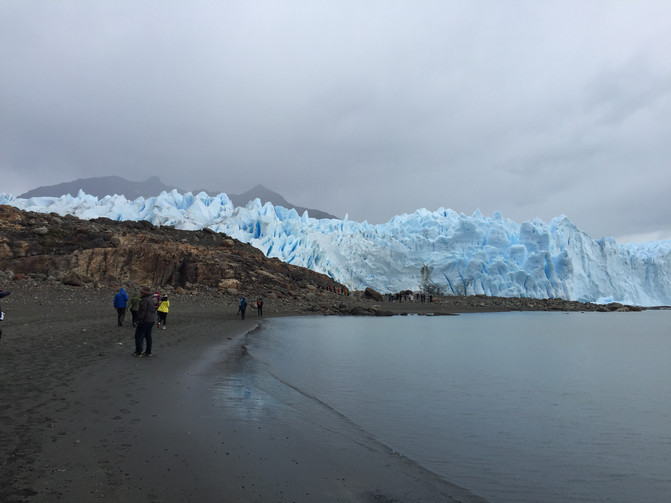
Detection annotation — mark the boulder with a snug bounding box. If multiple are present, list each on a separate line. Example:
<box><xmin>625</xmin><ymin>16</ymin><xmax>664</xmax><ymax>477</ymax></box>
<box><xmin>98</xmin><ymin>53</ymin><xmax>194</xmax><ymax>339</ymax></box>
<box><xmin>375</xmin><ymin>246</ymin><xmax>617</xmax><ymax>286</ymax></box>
<box><xmin>62</xmin><ymin>272</ymin><xmax>84</xmax><ymax>286</ymax></box>
<box><xmin>364</xmin><ymin>287</ymin><xmax>383</xmax><ymax>301</ymax></box>
<box><xmin>349</xmin><ymin>306</ymin><xmax>371</xmax><ymax>316</ymax></box>
<box><xmin>218</xmin><ymin>278</ymin><xmax>241</xmax><ymax>290</ymax></box>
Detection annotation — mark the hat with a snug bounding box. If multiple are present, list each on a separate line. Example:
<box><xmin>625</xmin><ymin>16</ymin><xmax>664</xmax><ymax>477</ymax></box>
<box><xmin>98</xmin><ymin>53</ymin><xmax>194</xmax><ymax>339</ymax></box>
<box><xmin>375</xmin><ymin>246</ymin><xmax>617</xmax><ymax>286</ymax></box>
<box><xmin>140</xmin><ymin>286</ymin><xmax>152</xmax><ymax>295</ymax></box>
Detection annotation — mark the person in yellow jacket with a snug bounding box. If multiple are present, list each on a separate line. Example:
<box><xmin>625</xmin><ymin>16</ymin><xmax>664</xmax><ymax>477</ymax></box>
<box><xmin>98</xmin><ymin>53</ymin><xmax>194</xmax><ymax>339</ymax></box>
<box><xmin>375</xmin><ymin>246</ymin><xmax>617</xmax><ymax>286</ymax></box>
<box><xmin>157</xmin><ymin>294</ymin><xmax>170</xmax><ymax>329</ymax></box>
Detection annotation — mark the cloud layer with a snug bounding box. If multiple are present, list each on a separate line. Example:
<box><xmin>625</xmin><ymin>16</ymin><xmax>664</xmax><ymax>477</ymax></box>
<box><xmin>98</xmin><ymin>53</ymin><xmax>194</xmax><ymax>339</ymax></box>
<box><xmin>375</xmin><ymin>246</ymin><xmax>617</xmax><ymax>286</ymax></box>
<box><xmin>2</xmin><ymin>1</ymin><xmax>670</xmax><ymax>242</ymax></box>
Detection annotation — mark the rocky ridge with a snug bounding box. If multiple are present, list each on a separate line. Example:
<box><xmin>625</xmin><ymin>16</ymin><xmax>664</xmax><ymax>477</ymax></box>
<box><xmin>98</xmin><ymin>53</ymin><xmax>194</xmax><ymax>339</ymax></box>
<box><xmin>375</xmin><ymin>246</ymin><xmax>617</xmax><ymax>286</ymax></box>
<box><xmin>0</xmin><ymin>204</ymin><xmax>345</xmax><ymax>306</ymax></box>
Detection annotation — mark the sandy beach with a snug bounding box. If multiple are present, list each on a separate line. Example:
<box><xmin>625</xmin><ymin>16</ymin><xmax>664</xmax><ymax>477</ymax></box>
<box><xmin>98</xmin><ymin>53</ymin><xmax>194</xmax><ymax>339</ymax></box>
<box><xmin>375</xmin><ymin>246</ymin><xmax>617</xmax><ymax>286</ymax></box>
<box><xmin>1</xmin><ymin>283</ymin><xmax>487</xmax><ymax>503</ymax></box>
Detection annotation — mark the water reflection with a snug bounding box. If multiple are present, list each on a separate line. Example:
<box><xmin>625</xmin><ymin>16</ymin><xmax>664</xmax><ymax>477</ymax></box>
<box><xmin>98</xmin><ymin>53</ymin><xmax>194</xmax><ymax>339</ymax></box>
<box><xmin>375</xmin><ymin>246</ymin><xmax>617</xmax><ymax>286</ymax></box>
<box><xmin>207</xmin><ymin>346</ymin><xmax>279</xmax><ymax>422</ymax></box>
<box><xmin>241</xmin><ymin>312</ymin><xmax>671</xmax><ymax>503</ymax></box>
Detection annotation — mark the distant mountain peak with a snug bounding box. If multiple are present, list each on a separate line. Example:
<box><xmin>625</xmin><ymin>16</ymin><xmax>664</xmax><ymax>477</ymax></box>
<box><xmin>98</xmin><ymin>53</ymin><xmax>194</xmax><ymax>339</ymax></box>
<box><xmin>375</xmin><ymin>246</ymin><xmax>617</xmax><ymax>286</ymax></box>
<box><xmin>19</xmin><ymin>176</ymin><xmax>338</xmax><ymax>220</ymax></box>
<box><xmin>229</xmin><ymin>185</ymin><xmax>290</xmax><ymax>208</ymax></box>
<box><xmin>227</xmin><ymin>185</ymin><xmax>336</xmax><ymax>220</ymax></box>
<box><xmin>20</xmin><ymin>176</ymin><xmax>177</xmax><ymax>200</ymax></box>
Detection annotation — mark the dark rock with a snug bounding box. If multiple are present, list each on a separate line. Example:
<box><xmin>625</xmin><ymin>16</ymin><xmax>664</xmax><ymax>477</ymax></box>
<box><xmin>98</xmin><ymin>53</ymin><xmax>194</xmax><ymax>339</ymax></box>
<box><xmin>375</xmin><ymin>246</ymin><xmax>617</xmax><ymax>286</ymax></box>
<box><xmin>62</xmin><ymin>272</ymin><xmax>85</xmax><ymax>287</ymax></box>
<box><xmin>364</xmin><ymin>287</ymin><xmax>383</xmax><ymax>301</ymax></box>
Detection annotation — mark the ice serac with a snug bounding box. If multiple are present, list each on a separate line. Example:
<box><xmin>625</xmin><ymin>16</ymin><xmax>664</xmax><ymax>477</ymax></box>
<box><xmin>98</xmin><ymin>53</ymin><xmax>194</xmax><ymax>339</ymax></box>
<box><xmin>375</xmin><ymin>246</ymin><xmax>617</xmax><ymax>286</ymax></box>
<box><xmin>2</xmin><ymin>191</ymin><xmax>670</xmax><ymax>306</ymax></box>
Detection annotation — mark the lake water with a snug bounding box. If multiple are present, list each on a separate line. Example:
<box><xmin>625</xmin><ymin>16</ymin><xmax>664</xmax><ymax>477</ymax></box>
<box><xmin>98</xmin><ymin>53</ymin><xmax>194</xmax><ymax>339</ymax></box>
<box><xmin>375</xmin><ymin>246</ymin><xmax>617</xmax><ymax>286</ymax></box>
<box><xmin>237</xmin><ymin>311</ymin><xmax>671</xmax><ymax>502</ymax></box>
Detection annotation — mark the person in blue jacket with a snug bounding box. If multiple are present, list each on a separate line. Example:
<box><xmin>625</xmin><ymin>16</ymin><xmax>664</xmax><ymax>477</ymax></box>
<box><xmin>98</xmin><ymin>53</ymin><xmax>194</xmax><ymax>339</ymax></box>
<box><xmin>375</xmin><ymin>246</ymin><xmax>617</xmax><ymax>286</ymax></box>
<box><xmin>238</xmin><ymin>296</ymin><xmax>247</xmax><ymax>320</ymax></box>
<box><xmin>114</xmin><ymin>287</ymin><xmax>129</xmax><ymax>326</ymax></box>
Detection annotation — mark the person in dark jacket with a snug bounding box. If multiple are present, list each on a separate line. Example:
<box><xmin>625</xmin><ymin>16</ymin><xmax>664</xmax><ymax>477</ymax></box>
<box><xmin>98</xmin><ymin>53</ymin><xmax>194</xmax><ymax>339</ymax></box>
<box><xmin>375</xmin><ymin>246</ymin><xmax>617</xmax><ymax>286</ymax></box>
<box><xmin>128</xmin><ymin>291</ymin><xmax>141</xmax><ymax>328</ymax></box>
<box><xmin>0</xmin><ymin>288</ymin><xmax>10</xmax><ymax>339</ymax></box>
<box><xmin>133</xmin><ymin>286</ymin><xmax>157</xmax><ymax>357</ymax></box>
<box><xmin>114</xmin><ymin>288</ymin><xmax>129</xmax><ymax>326</ymax></box>
<box><xmin>238</xmin><ymin>297</ymin><xmax>247</xmax><ymax>320</ymax></box>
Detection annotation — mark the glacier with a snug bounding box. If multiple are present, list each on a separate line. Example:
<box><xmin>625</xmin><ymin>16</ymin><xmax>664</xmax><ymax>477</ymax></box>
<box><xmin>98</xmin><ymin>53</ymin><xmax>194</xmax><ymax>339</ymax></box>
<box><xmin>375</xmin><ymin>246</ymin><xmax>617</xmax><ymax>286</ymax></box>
<box><xmin>1</xmin><ymin>190</ymin><xmax>670</xmax><ymax>306</ymax></box>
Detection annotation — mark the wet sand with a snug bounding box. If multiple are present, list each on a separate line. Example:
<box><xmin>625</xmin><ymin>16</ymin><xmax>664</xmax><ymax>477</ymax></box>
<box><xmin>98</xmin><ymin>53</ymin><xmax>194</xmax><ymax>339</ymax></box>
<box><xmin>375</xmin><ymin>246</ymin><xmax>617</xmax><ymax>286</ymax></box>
<box><xmin>1</xmin><ymin>284</ymin><xmax>487</xmax><ymax>503</ymax></box>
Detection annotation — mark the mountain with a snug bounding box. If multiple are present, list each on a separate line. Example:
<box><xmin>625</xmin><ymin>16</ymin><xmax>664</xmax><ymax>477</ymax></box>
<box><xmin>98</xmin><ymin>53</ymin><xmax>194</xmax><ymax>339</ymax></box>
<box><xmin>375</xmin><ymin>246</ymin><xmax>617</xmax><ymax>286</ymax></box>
<box><xmin>226</xmin><ymin>184</ymin><xmax>337</xmax><ymax>220</ymax></box>
<box><xmin>3</xmin><ymin>191</ymin><xmax>670</xmax><ymax>306</ymax></box>
<box><xmin>20</xmin><ymin>177</ymin><xmax>338</xmax><ymax>220</ymax></box>
<box><xmin>19</xmin><ymin>176</ymin><xmax>177</xmax><ymax>200</ymax></box>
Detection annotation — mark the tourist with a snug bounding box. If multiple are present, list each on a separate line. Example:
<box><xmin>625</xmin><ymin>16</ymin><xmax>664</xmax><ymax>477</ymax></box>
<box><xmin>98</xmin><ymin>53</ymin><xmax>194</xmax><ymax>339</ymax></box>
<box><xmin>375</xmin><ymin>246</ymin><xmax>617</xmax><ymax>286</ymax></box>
<box><xmin>0</xmin><ymin>288</ymin><xmax>10</xmax><ymax>339</ymax></box>
<box><xmin>238</xmin><ymin>296</ymin><xmax>247</xmax><ymax>320</ymax></box>
<box><xmin>129</xmin><ymin>290</ymin><xmax>141</xmax><ymax>327</ymax></box>
<box><xmin>157</xmin><ymin>294</ymin><xmax>169</xmax><ymax>329</ymax></box>
<box><xmin>113</xmin><ymin>287</ymin><xmax>129</xmax><ymax>326</ymax></box>
<box><xmin>133</xmin><ymin>286</ymin><xmax>157</xmax><ymax>357</ymax></box>
<box><xmin>256</xmin><ymin>297</ymin><xmax>263</xmax><ymax>316</ymax></box>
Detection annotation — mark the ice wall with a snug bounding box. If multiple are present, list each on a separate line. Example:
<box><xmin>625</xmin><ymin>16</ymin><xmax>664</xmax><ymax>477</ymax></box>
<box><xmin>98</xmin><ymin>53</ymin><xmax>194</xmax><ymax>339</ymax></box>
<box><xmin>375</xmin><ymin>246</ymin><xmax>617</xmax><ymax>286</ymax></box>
<box><xmin>2</xmin><ymin>191</ymin><xmax>670</xmax><ymax>306</ymax></box>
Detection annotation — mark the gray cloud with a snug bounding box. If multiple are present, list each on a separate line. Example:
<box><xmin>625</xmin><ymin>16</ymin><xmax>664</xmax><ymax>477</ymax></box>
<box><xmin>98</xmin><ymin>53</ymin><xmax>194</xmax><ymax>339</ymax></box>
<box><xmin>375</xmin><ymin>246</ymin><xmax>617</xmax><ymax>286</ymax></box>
<box><xmin>2</xmin><ymin>0</ymin><xmax>670</xmax><ymax>242</ymax></box>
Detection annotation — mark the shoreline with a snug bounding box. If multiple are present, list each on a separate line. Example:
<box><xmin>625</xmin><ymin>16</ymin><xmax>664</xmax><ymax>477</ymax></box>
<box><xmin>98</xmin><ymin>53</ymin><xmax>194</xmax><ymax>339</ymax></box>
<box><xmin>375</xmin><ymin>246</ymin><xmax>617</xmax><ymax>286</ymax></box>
<box><xmin>1</xmin><ymin>280</ymin><xmax>659</xmax><ymax>502</ymax></box>
<box><xmin>1</xmin><ymin>282</ymin><xmax>489</xmax><ymax>502</ymax></box>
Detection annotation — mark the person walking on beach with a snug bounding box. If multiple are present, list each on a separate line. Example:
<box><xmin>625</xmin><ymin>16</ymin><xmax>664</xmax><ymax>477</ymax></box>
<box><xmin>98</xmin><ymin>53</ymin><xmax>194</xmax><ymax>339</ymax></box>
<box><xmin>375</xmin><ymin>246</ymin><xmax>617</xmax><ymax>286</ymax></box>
<box><xmin>238</xmin><ymin>296</ymin><xmax>247</xmax><ymax>320</ymax></box>
<box><xmin>0</xmin><ymin>288</ymin><xmax>10</xmax><ymax>339</ymax></box>
<box><xmin>114</xmin><ymin>287</ymin><xmax>129</xmax><ymax>326</ymax></box>
<box><xmin>256</xmin><ymin>296</ymin><xmax>263</xmax><ymax>316</ymax></box>
<box><xmin>133</xmin><ymin>286</ymin><xmax>157</xmax><ymax>357</ymax></box>
<box><xmin>157</xmin><ymin>293</ymin><xmax>169</xmax><ymax>329</ymax></box>
<box><xmin>129</xmin><ymin>290</ymin><xmax>141</xmax><ymax>328</ymax></box>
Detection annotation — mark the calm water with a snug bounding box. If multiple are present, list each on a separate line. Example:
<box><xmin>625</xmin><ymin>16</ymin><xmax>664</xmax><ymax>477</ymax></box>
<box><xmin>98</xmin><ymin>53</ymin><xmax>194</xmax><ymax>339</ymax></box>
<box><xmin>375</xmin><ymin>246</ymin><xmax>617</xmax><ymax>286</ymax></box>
<box><xmin>238</xmin><ymin>311</ymin><xmax>671</xmax><ymax>502</ymax></box>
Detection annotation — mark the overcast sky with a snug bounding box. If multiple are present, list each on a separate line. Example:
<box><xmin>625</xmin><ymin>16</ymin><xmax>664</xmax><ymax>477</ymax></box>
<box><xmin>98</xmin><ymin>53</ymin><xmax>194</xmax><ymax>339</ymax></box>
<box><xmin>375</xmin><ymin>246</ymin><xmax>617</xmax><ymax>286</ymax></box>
<box><xmin>1</xmin><ymin>1</ymin><xmax>670</xmax><ymax>242</ymax></box>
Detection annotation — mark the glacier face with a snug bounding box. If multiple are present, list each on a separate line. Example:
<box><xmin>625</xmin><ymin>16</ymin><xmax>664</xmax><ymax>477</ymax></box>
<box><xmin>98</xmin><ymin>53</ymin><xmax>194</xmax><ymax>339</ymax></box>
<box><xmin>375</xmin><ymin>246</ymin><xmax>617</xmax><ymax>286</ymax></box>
<box><xmin>1</xmin><ymin>190</ymin><xmax>670</xmax><ymax>306</ymax></box>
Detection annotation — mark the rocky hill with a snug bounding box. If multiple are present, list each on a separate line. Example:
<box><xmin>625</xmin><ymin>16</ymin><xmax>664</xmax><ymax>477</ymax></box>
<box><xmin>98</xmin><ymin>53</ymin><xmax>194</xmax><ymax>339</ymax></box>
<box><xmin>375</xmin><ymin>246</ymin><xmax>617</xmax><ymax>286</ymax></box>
<box><xmin>0</xmin><ymin>204</ymin><xmax>344</xmax><ymax>302</ymax></box>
